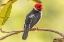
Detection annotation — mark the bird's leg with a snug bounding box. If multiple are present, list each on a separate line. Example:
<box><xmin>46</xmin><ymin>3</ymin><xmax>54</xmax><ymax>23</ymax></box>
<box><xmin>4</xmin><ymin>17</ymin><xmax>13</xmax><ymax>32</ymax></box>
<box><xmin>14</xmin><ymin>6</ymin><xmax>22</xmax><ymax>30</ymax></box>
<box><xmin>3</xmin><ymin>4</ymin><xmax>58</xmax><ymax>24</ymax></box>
<box><xmin>35</xmin><ymin>25</ymin><xmax>38</xmax><ymax>32</ymax></box>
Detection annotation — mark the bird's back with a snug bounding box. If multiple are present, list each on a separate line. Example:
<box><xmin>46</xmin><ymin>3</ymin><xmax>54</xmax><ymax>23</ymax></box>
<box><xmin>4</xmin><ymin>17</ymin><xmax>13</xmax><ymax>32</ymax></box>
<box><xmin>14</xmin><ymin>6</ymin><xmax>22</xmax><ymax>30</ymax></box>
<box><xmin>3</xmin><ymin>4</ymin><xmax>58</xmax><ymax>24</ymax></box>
<box><xmin>25</xmin><ymin>8</ymin><xmax>42</xmax><ymax>29</ymax></box>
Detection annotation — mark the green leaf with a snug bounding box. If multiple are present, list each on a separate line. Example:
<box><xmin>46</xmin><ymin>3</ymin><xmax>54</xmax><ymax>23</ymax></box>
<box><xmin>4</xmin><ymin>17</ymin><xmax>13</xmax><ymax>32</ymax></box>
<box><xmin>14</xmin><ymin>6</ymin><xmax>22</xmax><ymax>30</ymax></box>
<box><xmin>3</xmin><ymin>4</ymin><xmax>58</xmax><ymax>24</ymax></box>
<box><xmin>0</xmin><ymin>0</ymin><xmax>17</xmax><ymax>26</ymax></box>
<box><xmin>2</xmin><ymin>2</ymin><xmax>12</xmax><ymax>25</ymax></box>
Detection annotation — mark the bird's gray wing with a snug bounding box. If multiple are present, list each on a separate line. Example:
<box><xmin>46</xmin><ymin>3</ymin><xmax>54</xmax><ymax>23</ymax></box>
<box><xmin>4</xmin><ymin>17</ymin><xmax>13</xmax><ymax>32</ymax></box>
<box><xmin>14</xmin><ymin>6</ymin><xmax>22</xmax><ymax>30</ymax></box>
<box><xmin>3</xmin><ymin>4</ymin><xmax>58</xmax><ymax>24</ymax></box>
<box><xmin>29</xmin><ymin>13</ymin><xmax>41</xmax><ymax>29</ymax></box>
<box><xmin>22</xmin><ymin>14</ymin><xmax>34</xmax><ymax>40</ymax></box>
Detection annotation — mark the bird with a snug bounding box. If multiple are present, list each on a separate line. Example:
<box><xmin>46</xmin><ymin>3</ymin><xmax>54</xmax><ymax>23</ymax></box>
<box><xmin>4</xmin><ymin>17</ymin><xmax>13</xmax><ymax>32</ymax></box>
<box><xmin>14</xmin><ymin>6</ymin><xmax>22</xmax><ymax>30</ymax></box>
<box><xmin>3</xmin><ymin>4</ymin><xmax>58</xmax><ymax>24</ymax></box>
<box><xmin>22</xmin><ymin>3</ymin><xmax>43</xmax><ymax>40</ymax></box>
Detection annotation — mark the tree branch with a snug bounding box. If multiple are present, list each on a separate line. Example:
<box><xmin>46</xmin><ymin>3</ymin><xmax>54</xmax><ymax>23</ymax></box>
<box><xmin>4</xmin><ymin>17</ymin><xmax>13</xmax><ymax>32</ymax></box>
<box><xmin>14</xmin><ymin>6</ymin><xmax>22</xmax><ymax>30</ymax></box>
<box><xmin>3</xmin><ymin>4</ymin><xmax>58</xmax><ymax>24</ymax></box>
<box><xmin>0</xmin><ymin>28</ymin><xmax>64</xmax><ymax>41</ymax></box>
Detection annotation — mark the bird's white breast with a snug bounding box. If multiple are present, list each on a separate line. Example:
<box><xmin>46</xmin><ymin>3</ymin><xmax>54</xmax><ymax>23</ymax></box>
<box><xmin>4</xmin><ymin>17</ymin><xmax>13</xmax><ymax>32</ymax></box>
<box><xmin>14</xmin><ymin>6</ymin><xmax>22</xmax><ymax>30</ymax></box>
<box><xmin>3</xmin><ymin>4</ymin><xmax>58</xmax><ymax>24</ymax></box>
<box><xmin>40</xmin><ymin>11</ymin><xmax>43</xmax><ymax>19</ymax></box>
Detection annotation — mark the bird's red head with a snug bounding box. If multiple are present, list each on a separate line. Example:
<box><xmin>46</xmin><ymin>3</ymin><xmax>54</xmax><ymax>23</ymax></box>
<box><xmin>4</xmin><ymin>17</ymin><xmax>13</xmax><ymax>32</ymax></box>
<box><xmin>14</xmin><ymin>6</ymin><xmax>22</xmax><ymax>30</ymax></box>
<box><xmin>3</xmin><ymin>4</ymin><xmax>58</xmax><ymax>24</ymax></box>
<box><xmin>34</xmin><ymin>3</ymin><xmax>43</xmax><ymax>11</ymax></box>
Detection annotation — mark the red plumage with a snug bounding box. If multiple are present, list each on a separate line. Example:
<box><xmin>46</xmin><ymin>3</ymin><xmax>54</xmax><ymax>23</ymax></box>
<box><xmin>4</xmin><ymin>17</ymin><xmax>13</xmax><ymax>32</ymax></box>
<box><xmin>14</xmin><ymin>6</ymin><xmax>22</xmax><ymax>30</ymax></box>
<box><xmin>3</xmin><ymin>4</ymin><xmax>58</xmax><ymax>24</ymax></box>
<box><xmin>34</xmin><ymin>3</ymin><xmax>43</xmax><ymax>11</ymax></box>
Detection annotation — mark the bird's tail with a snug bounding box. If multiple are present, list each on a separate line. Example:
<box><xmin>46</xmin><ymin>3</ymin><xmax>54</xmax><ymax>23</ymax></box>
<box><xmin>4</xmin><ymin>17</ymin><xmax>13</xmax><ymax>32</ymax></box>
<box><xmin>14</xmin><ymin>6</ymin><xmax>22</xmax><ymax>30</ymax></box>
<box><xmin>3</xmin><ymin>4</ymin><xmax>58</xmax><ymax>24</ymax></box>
<box><xmin>22</xmin><ymin>25</ymin><xmax>29</xmax><ymax>40</ymax></box>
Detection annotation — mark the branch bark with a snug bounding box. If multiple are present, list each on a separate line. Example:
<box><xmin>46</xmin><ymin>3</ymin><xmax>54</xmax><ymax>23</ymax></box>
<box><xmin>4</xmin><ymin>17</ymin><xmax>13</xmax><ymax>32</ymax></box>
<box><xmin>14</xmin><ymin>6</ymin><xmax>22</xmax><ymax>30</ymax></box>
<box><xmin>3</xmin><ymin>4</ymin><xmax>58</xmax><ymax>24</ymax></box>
<box><xmin>0</xmin><ymin>28</ymin><xmax>64</xmax><ymax>42</ymax></box>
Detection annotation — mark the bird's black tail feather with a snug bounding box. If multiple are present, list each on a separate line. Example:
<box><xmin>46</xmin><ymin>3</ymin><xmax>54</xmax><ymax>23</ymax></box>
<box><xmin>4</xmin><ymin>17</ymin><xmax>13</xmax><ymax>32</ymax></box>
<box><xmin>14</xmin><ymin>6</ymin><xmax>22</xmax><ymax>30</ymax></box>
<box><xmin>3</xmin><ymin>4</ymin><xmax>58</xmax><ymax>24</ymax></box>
<box><xmin>22</xmin><ymin>25</ymin><xmax>29</xmax><ymax>40</ymax></box>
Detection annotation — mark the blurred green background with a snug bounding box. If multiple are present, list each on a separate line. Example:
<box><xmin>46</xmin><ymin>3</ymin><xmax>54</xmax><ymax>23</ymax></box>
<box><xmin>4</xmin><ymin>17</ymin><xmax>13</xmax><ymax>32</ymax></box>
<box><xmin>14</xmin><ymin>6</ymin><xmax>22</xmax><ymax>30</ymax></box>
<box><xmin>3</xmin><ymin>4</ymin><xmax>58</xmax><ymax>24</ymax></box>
<box><xmin>0</xmin><ymin>0</ymin><xmax>64</xmax><ymax>42</ymax></box>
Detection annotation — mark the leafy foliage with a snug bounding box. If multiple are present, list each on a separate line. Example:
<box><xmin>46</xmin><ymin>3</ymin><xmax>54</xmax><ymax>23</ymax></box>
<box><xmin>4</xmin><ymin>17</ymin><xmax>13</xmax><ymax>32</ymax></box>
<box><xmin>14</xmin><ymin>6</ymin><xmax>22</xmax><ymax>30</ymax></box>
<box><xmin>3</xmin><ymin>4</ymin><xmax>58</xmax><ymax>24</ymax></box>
<box><xmin>0</xmin><ymin>0</ymin><xmax>17</xmax><ymax>26</ymax></box>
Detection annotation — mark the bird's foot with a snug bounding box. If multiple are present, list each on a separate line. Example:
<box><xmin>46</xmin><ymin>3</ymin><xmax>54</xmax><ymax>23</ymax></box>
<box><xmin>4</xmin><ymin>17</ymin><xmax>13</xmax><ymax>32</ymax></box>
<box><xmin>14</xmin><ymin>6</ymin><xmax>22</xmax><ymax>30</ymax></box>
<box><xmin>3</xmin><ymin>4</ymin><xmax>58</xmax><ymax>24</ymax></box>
<box><xmin>35</xmin><ymin>27</ymin><xmax>38</xmax><ymax>32</ymax></box>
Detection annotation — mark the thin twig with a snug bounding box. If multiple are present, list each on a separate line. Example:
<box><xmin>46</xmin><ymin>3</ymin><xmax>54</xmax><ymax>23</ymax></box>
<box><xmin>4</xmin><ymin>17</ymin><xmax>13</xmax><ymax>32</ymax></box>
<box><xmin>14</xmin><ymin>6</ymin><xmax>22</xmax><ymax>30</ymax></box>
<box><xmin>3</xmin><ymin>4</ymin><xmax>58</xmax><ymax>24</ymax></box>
<box><xmin>0</xmin><ymin>28</ymin><xmax>64</xmax><ymax>40</ymax></box>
